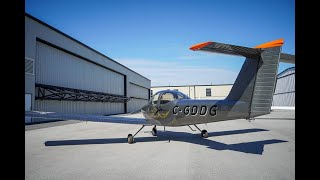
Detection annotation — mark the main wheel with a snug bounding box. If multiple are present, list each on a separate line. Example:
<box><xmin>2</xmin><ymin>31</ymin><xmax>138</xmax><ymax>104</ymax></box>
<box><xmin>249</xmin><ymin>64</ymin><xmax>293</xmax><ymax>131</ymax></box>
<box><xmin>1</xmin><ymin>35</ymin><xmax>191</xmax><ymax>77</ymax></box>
<box><xmin>201</xmin><ymin>130</ymin><xmax>208</xmax><ymax>138</ymax></box>
<box><xmin>151</xmin><ymin>127</ymin><xmax>157</xmax><ymax>136</ymax></box>
<box><xmin>127</xmin><ymin>134</ymin><xmax>134</xmax><ymax>144</ymax></box>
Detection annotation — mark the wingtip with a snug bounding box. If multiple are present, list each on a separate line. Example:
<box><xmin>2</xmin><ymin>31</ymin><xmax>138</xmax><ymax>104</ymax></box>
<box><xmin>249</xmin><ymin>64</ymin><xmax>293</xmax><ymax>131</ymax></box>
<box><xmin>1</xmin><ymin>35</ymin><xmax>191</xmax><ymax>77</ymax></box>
<box><xmin>189</xmin><ymin>41</ymin><xmax>213</xmax><ymax>51</ymax></box>
<box><xmin>255</xmin><ymin>38</ymin><xmax>284</xmax><ymax>49</ymax></box>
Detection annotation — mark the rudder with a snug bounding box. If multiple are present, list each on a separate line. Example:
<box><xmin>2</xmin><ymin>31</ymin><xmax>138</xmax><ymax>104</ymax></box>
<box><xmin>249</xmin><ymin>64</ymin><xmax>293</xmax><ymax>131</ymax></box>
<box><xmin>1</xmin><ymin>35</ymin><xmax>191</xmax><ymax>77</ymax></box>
<box><xmin>225</xmin><ymin>46</ymin><xmax>282</xmax><ymax>118</ymax></box>
<box><xmin>249</xmin><ymin>46</ymin><xmax>281</xmax><ymax>117</ymax></box>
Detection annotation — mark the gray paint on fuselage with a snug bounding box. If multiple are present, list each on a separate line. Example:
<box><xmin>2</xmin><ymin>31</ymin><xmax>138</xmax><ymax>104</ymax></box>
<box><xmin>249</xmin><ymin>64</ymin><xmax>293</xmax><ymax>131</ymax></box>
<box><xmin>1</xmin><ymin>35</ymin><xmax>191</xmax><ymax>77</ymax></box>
<box><xmin>169</xmin><ymin>99</ymin><xmax>249</xmax><ymax>126</ymax></box>
<box><xmin>142</xmin><ymin>96</ymin><xmax>250</xmax><ymax>127</ymax></box>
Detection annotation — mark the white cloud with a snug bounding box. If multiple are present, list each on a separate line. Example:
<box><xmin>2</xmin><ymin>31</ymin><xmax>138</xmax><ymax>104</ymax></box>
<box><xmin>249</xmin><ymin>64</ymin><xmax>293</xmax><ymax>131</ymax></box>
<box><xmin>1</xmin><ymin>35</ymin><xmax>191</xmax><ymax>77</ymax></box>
<box><xmin>176</xmin><ymin>52</ymin><xmax>229</xmax><ymax>60</ymax></box>
<box><xmin>116</xmin><ymin>58</ymin><xmax>239</xmax><ymax>86</ymax></box>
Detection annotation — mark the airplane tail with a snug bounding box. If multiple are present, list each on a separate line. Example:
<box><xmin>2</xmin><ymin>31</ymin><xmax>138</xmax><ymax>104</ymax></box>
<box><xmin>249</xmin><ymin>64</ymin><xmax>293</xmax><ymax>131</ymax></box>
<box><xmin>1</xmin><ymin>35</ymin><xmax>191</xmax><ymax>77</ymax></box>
<box><xmin>225</xmin><ymin>46</ymin><xmax>281</xmax><ymax>117</ymax></box>
<box><xmin>190</xmin><ymin>38</ymin><xmax>295</xmax><ymax>118</ymax></box>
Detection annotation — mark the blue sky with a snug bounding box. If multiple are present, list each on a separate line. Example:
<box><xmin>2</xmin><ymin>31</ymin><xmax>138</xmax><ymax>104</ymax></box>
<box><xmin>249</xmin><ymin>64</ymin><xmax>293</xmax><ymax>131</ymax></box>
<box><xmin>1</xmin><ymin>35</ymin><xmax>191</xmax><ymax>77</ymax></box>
<box><xmin>26</xmin><ymin>0</ymin><xmax>295</xmax><ymax>86</ymax></box>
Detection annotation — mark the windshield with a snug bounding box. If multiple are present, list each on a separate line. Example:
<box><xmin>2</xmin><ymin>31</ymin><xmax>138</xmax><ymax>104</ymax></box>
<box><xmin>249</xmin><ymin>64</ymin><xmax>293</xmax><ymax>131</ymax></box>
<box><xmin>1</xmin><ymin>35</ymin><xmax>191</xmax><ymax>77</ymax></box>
<box><xmin>175</xmin><ymin>91</ymin><xmax>190</xmax><ymax>99</ymax></box>
<box><xmin>160</xmin><ymin>92</ymin><xmax>175</xmax><ymax>104</ymax></box>
<box><xmin>151</xmin><ymin>91</ymin><xmax>190</xmax><ymax>105</ymax></box>
<box><xmin>160</xmin><ymin>91</ymin><xmax>190</xmax><ymax>105</ymax></box>
<box><xmin>151</xmin><ymin>93</ymin><xmax>160</xmax><ymax>105</ymax></box>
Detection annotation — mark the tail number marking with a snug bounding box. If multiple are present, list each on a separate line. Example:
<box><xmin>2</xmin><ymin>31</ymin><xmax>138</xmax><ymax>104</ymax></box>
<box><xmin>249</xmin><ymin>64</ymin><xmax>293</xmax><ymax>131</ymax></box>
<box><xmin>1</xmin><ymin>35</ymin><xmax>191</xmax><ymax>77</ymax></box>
<box><xmin>173</xmin><ymin>105</ymin><xmax>217</xmax><ymax>117</ymax></box>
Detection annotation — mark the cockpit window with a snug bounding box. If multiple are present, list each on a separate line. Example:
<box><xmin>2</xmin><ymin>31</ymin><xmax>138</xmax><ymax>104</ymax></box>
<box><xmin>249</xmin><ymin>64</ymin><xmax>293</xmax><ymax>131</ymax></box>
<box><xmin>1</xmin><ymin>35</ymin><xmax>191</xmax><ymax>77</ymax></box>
<box><xmin>176</xmin><ymin>92</ymin><xmax>188</xmax><ymax>99</ymax></box>
<box><xmin>175</xmin><ymin>92</ymin><xmax>190</xmax><ymax>99</ymax></box>
<box><xmin>151</xmin><ymin>91</ymin><xmax>190</xmax><ymax>105</ymax></box>
<box><xmin>160</xmin><ymin>93</ymin><xmax>175</xmax><ymax>104</ymax></box>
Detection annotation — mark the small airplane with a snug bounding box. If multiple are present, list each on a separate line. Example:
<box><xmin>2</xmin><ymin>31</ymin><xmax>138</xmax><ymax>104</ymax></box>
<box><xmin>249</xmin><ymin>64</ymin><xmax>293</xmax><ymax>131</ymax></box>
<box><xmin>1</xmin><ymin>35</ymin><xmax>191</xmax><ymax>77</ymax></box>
<box><xmin>26</xmin><ymin>38</ymin><xmax>295</xmax><ymax>144</ymax></box>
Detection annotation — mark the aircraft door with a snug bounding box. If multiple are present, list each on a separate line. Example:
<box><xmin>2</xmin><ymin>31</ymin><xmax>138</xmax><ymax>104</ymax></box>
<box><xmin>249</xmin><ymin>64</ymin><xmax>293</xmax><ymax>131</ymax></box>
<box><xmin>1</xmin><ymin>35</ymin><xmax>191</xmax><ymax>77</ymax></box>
<box><xmin>151</xmin><ymin>92</ymin><xmax>161</xmax><ymax>107</ymax></box>
<box><xmin>147</xmin><ymin>92</ymin><xmax>163</xmax><ymax>118</ymax></box>
<box><xmin>153</xmin><ymin>92</ymin><xmax>175</xmax><ymax>120</ymax></box>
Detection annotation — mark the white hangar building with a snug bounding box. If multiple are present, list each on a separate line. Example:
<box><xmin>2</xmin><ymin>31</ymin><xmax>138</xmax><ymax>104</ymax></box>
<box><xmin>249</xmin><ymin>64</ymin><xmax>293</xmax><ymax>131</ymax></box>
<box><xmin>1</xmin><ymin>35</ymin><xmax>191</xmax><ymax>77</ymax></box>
<box><xmin>25</xmin><ymin>13</ymin><xmax>151</xmax><ymax>118</ymax></box>
<box><xmin>151</xmin><ymin>84</ymin><xmax>233</xmax><ymax>100</ymax></box>
<box><xmin>272</xmin><ymin>67</ymin><xmax>295</xmax><ymax>108</ymax></box>
<box><xmin>151</xmin><ymin>68</ymin><xmax>295</xmax><ymax>108</ymax></box>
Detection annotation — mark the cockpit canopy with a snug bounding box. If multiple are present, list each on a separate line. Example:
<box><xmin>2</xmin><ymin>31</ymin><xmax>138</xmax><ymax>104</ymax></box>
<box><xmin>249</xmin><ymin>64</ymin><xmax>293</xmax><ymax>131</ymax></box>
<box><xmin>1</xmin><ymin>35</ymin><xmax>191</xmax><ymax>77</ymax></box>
<box><xmin>151</xmin><ymin>90</ymin><xmax>190</xmax><ymax>105</ymax></box>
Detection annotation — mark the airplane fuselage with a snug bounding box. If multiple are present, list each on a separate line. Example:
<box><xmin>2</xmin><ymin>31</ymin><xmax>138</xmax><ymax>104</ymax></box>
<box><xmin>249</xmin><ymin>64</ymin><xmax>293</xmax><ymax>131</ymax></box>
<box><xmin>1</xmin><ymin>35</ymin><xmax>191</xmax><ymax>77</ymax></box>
<box><xmin>141</xmin><ymin>97</ymin><xmax>250</xmax><ymax>127</ymax></box>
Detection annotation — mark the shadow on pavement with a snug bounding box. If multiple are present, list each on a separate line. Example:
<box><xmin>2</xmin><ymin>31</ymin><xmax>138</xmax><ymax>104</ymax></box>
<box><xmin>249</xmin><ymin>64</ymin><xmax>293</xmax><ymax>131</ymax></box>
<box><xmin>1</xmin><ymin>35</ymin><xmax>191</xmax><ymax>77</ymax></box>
<box><xmin>45</xmin><ymin>128</ymin><xmax>287</xmax><ymax>155</ymax></box>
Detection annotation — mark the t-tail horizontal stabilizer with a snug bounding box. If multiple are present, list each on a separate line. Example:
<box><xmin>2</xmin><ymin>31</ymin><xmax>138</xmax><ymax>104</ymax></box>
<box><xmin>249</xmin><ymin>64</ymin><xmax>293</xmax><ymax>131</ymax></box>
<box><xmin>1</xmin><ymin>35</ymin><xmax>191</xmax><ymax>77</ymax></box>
<box><xmin>190</xmin><ymin>41</ymin><xmax>263</xmax><ymax>59</ymax></box>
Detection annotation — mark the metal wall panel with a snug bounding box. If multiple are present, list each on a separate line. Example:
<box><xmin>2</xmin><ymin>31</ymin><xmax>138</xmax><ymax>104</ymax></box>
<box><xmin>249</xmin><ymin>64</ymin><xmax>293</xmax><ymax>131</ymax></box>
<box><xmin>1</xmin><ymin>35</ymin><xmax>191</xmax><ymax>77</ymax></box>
<box><xmin>35</xmin><ymin>100</ymin><xmax>124</xmax><ymax>115</ymax></box>
<box><xmin>35</xmin><ymin>41</ymin><xmax>125</xmax><ymax>114</ymax></box>
<box><xmin>274</xmin><ymin>68</ymin><xmax>295</xmax><ymax>94</ymax></box>
<box><xmin>26</xmin><ymin>15</ymin><xmax>151</xmax><ymax>114</ymax></box>
<box><xmin>272</xmin><ymin>93</ymin><xmax>295</xmax><ymax>107</ymax></box>
<box><xmin>36</xmin><ymin>41</ymin><xmax>124</xmax><ymax>95</ymax></box>
<box><xmin>272</xmin><ymin>68</ymin><xmax>295</xmax><ymax>107</ymax></box>
<box><xmin>26</xmin><ymin>15</ymin><xmax>150</xmax><ymax>89</ymax></box>
<box><xmin>274</xmin><ymin>76</ymin><xmax>295</xmax><ymax>94</ymax></box>
<box><xmin>129</xmin><ymin>82</ymin><xmax>149</xmax><ymax>99</ymax></box>
<box><xmin>127</xmin><ymin>99</ymin><xmax>148</xmax><ymax>113</ymax></box>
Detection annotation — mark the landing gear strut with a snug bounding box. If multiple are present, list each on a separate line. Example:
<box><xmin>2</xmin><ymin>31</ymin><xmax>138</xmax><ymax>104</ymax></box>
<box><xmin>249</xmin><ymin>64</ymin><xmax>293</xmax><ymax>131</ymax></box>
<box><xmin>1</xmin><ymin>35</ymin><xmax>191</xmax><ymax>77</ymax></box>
<box><xmin>127</xmin><ymin>125</ymin><xmax>145</xmax><ymax>144</ymax></box>
<box><xmin>194</xmin><ymin>124</ymin><xmax>209</xmax><ymax>138</ymax></box>
<box><xmin>151</xmin><ymin>125</ymin><xmax>157</xmax><ymax>136</ymax></box>
<box><xmin>127</xmin><ymin>125</ymin><xmax>158</xmax><ymax>144</ymax></box>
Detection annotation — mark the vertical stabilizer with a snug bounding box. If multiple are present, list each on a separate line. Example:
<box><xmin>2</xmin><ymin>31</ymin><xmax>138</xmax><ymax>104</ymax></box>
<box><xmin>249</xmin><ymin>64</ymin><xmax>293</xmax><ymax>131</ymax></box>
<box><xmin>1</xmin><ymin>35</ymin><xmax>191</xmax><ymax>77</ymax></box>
<box><xmin>225</xmin><ymin>46</ymin><xmax>282</xmax><ymax>118</ymax></box>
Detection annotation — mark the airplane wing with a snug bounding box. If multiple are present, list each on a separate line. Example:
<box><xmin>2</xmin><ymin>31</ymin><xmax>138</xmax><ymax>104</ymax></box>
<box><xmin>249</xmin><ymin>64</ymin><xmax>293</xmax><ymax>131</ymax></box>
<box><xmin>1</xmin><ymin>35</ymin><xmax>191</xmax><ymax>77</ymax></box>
<box><xmin>25</xmin><ymin>110</ymin><xmax>152</xmax><ymax>125</ymax></box>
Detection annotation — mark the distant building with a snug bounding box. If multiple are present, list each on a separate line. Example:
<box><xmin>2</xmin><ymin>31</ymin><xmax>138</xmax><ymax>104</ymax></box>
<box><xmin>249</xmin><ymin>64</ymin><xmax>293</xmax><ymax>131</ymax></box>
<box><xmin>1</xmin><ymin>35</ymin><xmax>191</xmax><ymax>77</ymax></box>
<box><xmin>151</xmin><ymin>67</ymin><xmax>295</xmax><ymax>108</ymax></box>
<box><xmin>151</xmin><ymin>84</ymin><xmax>233</xmax><ymax>100</ymax></box>
<box><xmin>272</xmin><ymin>67</ymin><xmax>295</xmax><ymax>107</ymax></box>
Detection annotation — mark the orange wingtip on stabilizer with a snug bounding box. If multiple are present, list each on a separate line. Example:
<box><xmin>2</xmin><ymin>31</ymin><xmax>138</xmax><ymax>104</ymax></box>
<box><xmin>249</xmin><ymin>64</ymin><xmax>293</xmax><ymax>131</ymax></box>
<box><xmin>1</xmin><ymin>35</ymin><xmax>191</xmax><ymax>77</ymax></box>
<box><xmin>255</xmin><ymin>38</ymin><xmax>284</xmax><ymax>49</ymax></box>
<box><xmin>189</xmin><ymin>41</ymin><xmax>213</xmax><ymax>50</ymax></box>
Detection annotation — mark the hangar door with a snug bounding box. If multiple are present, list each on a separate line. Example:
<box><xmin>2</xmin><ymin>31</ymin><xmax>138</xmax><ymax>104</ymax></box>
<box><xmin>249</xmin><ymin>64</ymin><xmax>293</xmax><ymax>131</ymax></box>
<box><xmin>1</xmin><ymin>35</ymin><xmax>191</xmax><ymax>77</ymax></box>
<box><xmin>127</xmin><ymin>82</ymin><xmax>149</xmax><ymax>112</ymax></box>
<box><xmin>34</xmin><ymin>40</ymin><xmax>125</xmax><ymax>115</ymax></box>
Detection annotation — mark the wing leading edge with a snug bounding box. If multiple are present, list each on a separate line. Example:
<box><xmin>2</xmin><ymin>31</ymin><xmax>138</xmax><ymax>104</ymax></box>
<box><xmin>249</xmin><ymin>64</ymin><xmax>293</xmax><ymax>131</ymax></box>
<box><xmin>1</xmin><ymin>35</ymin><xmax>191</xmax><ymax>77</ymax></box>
<box><xmin>190</xmin><ymin>41</ymin><xmax>263</xmax><ymax>59</ymax></box>
<box><xmin>25</xmin><ymin>111</ymin><xmax>152</xmax><ymax>125</ymax></box>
